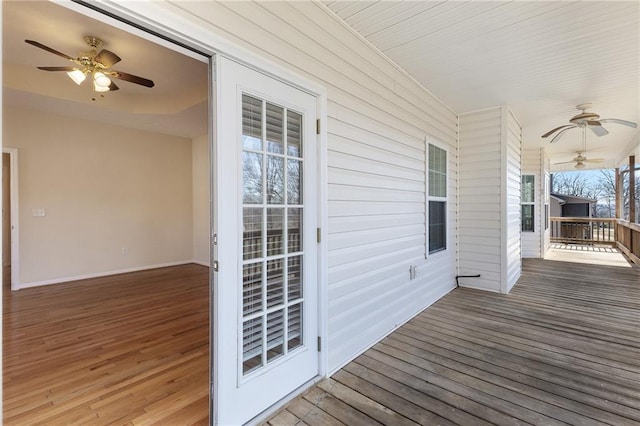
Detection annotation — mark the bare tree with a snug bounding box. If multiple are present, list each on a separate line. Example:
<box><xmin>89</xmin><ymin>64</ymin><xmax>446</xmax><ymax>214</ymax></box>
<box><xmin>551</xmin><ymin>172</ymin><xmax>602</xmax><ymax>200</ymax></box>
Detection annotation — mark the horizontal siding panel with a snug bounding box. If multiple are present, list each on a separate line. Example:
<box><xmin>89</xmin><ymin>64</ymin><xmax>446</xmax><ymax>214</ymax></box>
<box><xmin>329</xmin><ymin>213</ymin><xmax>424</xmax><ymax>233</ymax></box>
<box><xmin>329</xmin><ymin>223</ymin><xmax>425</xmax><ymax>250</ymax></box>
<box><xmin>459</xmin><ymin>235</ymin><xmax>501</xmax><ymax>247</ymax></box>
<box><xmin>329</xmin><ymin>200</ymin><xmax>424</xmax><ymax>217</ymax></box>
<box><xmin>328</xmin><ymin>246</ymin><xmax>420</xmax><ymax>285</ymax></box>
<box><xmin>328</xmin><ymin>151</ymin><xmax>424</xmax><ymax>181</ymax></box>
<box><xmin>329</xmin><ymin>185</ymin><xmax>424</xmax><ymax>203</ymax></box>
<box><xmin>328</xmin><ymin>167</ymin><xmax>424</xmax><ymax>192</ymax></box>
<box><xmin>329</xmin><ymin>136</ymin><xmax>424</xmax><ymax>171</ymax></box>
<box><xmin>330</xmin><ymin>119</ymin><xmax>425</xmax><ymax>155</ymax></box>
<box><xmin>458</xmin><ymin>227</ymin><xmax>501</xmax><ymax>239</ymax></box>
<box><xmin>329</xmin><ymin>235</ymin><xmax>424</xmax><ymax>268</ymax></box>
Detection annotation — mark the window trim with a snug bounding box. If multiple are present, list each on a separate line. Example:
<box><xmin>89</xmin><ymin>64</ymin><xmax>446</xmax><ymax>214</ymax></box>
<box><xmin>521</xmin><ymin>174</ymin><xmax>535</xmax><ymax>232</ymax></box>
<box><xmin>426</xmin><ymin>139</ymin><xmax>449</xmax><ymax>257</ymax></box>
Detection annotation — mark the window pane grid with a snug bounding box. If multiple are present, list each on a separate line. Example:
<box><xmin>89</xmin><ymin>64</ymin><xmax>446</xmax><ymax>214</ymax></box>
<box><xmin>241</xmin><ymin>94</ymin><xmax>305</xmax><ymax>376</ymax></box>
<box><xmin>427</xmin><ymin>144</ymin><xmax>447</xmax><ymax>255</ymax></box>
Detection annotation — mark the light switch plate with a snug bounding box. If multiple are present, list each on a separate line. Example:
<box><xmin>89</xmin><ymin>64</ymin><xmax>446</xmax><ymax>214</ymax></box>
<box><xmin>32</xmin><ymin>208</ymin><xmax>45</xmax><ymax>217</ymax></box>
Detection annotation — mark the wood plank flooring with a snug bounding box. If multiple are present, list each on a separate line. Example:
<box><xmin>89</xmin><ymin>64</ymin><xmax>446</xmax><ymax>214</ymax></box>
<box><xmin>3</xmin><ymin>264</ymin><xmax>210</xmax><ymax>425</ymax></box>
<box><xmin>266</xmin><ymin>258</ymin><xmax>640</xmax><ymax>426</ymax></box>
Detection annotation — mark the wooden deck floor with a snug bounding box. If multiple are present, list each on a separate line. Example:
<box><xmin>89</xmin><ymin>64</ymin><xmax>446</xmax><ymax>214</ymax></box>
<box><xmin>3</xmin><ymin>264</ymin><xmax>210</xmax><ymax>425</ymax></box>
<box><xmin>266</xmin><ymin>258</ymin><xmax>640</xmax><ymax>426</ymax></box>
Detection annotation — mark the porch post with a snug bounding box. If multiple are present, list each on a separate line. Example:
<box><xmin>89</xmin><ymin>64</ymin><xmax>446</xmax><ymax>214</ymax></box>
<box><xmin>615</xmin><ymin>168</ymin><xmax>621</xmax><ymax>219</ymax></box>
<box><xmin>630</xmin><ymin>155</ymin><xmax>636</xmax><ymax>223</ymax></box>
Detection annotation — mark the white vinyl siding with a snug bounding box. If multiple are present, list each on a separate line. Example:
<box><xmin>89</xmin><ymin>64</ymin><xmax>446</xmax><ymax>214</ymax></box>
<box><xmin>162</xmin><ymin>2</ymin><xmax>458</xmax><ymax>372</ymax></box>
<box><xmin>504</xmin><ymin>109</ymin><xmax>522</xmax><ymax>292</ymax></box>
<box><xmin>458</xmin><ymin>106</ymin><xmax>521</xmax><ymax>293</ymax></box>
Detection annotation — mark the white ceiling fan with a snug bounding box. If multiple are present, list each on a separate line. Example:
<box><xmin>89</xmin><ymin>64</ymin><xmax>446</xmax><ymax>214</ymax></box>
<box><xmin>554</xmin><ymin>151</ymin><xmax>604</xmax><ymax>170</ymax></box>
<box><xmin>542</xmin><ymin>103</ymin><xmax>637</xmax><ymax>144</ymax></box>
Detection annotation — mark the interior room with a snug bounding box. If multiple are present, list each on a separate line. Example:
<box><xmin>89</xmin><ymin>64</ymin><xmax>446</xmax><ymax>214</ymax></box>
<box><xmin>2</xmin><ymin>1</ymin><xmax>211</xmax><ymax>423</ymax></box>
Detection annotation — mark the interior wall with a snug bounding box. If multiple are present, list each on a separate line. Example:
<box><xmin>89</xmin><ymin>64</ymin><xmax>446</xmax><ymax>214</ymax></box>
<box><xmin>4</xmin><ymin>106</ymin><xmax>194</xmax><ymax>286</ymax></box>
<box><xmin>192</xmin><ymin>134</ymin><xmax>210</xmax><ymax>266</ymax></box>
<box><xmin>3</xmin><ymin>153</ymin><xmax>10</xmax><ymax>266</ymax></box>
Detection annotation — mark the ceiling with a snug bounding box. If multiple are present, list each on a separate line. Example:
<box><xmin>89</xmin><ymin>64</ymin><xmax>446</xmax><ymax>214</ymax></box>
<box><xmin>324</xmin><ymin>0</ymin><xmax>640</xmax><ymax>171</ymax></box>
<box><xmin>2</xmin><ymin>1</ymin><xmax>209</xmax><ymax>139</ymax></box>
<box><xmin>3</xmin><ymin>1</ymin><xmax>638</xmax><ymax>168</ymax></box>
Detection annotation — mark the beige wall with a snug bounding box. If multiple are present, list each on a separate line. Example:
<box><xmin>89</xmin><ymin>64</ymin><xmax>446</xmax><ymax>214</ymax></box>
<box><xmin>4</xmin><ymin>106</ymin><xmax>195</xmax><ymax>286</ymax></box>
<box><xmin>3</xmin><ymin>153</ymin><xmax>10</xmax><ymax>266</ymax></box>
<box><xmin>192</xmin><ymin>134</ymin><xmax>210</xmax><ymax>265</ymax></box>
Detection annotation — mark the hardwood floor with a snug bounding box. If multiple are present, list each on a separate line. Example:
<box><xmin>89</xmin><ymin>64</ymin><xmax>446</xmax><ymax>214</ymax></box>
<box><xmin>3</xmin><ymin>264</ymin><xmax>210</xmax><ymax>425</ymax></box>
<box><xmin>266</xmin><ymin>258</ymin><xmax>640</xmax><ymax>426</ymax></box>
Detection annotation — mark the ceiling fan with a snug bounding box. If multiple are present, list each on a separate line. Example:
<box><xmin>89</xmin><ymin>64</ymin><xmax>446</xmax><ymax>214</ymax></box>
<box><xmin>554</xmin><ymin>151</ymin><xmax>604</xmax><ymax>170</ymax></box>
<box><xmin>542</xmin><ymin>103</ymin><xmax>637</xmax><ymax>144</ymax></box>
<box><xmin>25</xmin><ymin>36</ymin><xmax>154</xmax><ymax>93</ymax></box>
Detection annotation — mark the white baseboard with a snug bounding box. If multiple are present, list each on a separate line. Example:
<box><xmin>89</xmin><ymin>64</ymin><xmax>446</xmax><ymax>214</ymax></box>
<box><xmin>19</xmin><ymin>260</ymin><xmax>198</xmax><ymax>289</ymax></box>
<box><xmin>192</xmin><ymin>260</ymin><xmax>211</xmax><ymax>267</ymax></box>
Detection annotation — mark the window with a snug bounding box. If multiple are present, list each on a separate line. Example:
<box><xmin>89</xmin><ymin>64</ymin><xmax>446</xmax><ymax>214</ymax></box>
<box><xmin>428</xmin><ymin>143</ymin><xmax>447</xmax><ymax>254</ymax></box>
<box><xmin>521</xmin><ymin>175</ymin><xmax>535</xmax><ymax>232</ymax></box>
<box><xmin>544</xmin><ymin>174</ymin><xmax>550</xmax><ymax>230</ymax></box>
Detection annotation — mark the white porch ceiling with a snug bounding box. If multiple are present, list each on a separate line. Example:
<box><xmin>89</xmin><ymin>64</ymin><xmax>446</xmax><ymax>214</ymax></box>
<box><xmin>324</xmin><ymin>1</ymin><xmax>640</xmax><ymax>171</ymax></box>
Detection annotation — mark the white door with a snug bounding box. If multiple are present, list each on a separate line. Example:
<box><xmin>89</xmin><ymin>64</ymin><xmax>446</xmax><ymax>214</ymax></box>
<box><xmin>214</xmin><ymin>56</ymin><xmax>319</xmax><ymax>425</ymax></box>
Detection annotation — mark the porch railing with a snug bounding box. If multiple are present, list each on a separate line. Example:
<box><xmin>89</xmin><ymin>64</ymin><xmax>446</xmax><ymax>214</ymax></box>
<box><xmin>550</xmin><ymin>217</ymin><xmax>617</xmax><ymax>245</ymax></box>
<box><xmin>615</xmin><ymin>220</ymin><xmax>640</xmax><ymax>265</ymax></box>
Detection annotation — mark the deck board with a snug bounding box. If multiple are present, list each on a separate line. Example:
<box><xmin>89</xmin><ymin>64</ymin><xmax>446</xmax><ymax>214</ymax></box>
<box><xmin>266</xmin><ymin>258</ymin><xmax>640</xmax><ymax>426</ymax></box>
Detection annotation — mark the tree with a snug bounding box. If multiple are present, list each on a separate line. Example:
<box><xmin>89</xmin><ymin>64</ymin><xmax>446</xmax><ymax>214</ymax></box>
<box><xmin>551</xmin><ymin>172</ymin><xmax>602</xmax><ymax>199</ymax></box>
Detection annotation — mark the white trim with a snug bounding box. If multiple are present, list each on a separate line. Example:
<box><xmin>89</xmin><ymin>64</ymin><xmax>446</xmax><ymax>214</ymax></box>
<box><xmin>193</xmin><ymin>260</ymin><xmax>211</xmax><ymax>267</ymax></box>
<box><xmin>19</xmin><ymin>260</ymin><xmax>196</xmax><ymax>289</ymax></box>
<box><xmin>499</xmin><ymin>105</ymin><xmax>509</xmax><ymax>294</ymax></box>
<box><xmin>3</xmin><ymin>147</ymin><xmax>19</xmax><ymax>291</ymax></box>
<box><xmin>316</xmin><ymin>97</ymin><xmax>329</xmax><ymax>378</ymax></box>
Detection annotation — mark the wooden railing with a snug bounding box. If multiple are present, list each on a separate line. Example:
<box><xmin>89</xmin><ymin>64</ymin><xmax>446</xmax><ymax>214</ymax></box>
<box><xmin>615</xmin><ymin>220</ymin><xmax>640</xmax><ymax>265</ymax></box>
<box><xmin>550</xmin><ymin>217</ymin><xmax>617</xmax><ymax>245</ymax></box>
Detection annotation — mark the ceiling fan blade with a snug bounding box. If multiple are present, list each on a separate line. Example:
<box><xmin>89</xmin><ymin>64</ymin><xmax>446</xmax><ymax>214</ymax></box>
<box><xmin>37</xmin><ymin>66</ymin><xmax>77</xmax><ymax>72</ymax></box>
<box><xmin>94</xmin><ymin>49</ymin><xmax>121</xmax><ymax>68</ymax></box>
<box><xmin>110</xmin><ymin>71</ymin><xmax>154</xmax><ymax>88</ymax></box>
<box><xmin>25</xmin><ymin>39</ymin><xmax>74</xmax><ymax>61</ymax></box>
<box><xmin>541</xmin><ymin>125</ymin><xmax>575</xmax><ymax>138</ymax></box>
<box><xmin>600</xmin><ymin>118</ymin><xmax>638</xmax><ymax>128</ymax></box>
<box><xmin>553</xmin><ymin>161</ymin><xmax>577</xmax><ymax>165</ymax></box>
<box><xmin>584</xmin><ymin>158</ymin><xmax>605</xmax><ymax>163</ymax></box>
<box><xmin>108</xmin><ymin>81</ymin><xmax>120</xmax><ymax>92</ymax></box>
<box><xmin>549</xmin><ymin>126</ymin><xmax>575</xmax><ymax>144</ymax></box>
<box><xmin>589</xmin><ymin>125</ymin><xmax>609</xmax><ymax>137</ymax></box>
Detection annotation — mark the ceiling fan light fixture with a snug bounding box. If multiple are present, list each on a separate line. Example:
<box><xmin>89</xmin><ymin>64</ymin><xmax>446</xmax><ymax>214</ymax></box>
<box><xmin>67</xmin><ymin>69</ymin><xmax>86</xmax><ymax>85</ymax></box>
<box><xmin>93</xmin><ymin>71</ymin><xmax>111</xmax><ymax>88</ymax></box>
<box><xmin>93</xmin><ymin>80</ymin><xmax>110</xmax><ymax>92</ymax></box>
<box><xmin>575</xmin><ymin>161</ymin><xmax>586</xmax><ymax>169</ymax></box>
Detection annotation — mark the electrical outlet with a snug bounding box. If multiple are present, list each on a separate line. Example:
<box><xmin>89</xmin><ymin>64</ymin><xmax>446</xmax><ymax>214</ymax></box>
<box><xmin>409</xmin><ymin>265</ymin><xmax>417</xmax><ymax>280</ymax></box>
<box><xmin>121</xmin><ymin>247</ymin><xmax>129</xmax><ymax>255</ymax></box>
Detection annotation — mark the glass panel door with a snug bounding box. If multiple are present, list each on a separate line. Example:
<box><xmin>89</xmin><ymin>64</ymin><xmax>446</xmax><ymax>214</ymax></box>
<box><xmin>213</xmin><ymin>56</ymin><xmax>318</xmax><ymax>426</ymax></box>
<box><xmin>241</xmin><ymin>95</ymin><xmax>305</xmax><ymax>376</ymax></box>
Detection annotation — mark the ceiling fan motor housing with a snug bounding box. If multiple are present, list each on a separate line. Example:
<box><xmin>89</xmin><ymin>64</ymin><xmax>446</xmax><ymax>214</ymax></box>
<box><xmin>569</xmin><ymin>111</ymin><xmax>600</xmax><ymax>126</ymax></box>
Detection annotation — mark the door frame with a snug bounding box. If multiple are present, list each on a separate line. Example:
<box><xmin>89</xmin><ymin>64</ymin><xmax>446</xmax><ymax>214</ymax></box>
<box><xmin>62</xmin><ymin>0</ymin><xmax>329</xmax><ymax>418</ymax></box>
<box><xmin>3</xmin><ymin>147</ymin><xmax>19</xmax><ymax>291</ymax></box>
